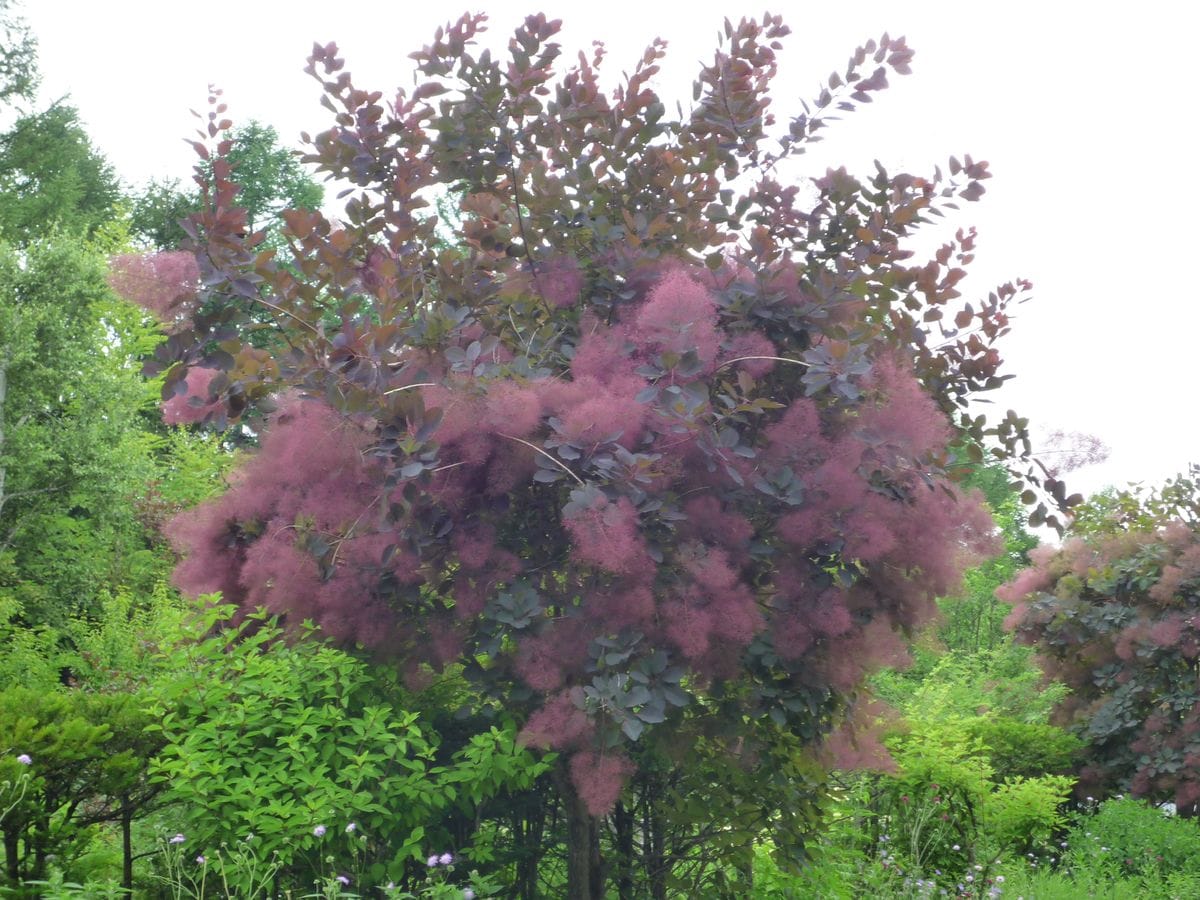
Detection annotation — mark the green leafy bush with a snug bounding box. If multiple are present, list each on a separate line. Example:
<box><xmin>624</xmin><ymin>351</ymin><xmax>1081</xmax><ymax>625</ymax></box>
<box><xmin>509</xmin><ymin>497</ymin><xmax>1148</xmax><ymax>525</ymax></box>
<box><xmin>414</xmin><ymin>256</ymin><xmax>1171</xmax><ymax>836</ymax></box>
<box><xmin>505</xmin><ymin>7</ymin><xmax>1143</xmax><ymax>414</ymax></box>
<box><xmin>874</xmin><ymin>643</ymin><xmax>1066</xmax><ymax>725</ymax></box>
<box><xmin>1064</xmin><ymin>796</ymin><xmax>1200</xmax><ymax>880</ymax></box>
<box><xmin>998</xmin><ymin>860</ymin><xmax>1200</xmax><ymax>900</ymax></box>
<box><xmin>147</xmin><ymin>602</ymin><xmax>551</xmax><ymax>894</ymax></box>
<box><xmin>862</xmin><ymin>714</ymin><xmax>1074</xmax><ymax>884</ymax></box>
<box><xmin>0</xmin><ymin>687</ymin><xmax>159</xmax><ymax>886</ymax></box>
<box><xmin>966</xmin><ymin>718</ymin><xmax>1082</xmax><ymax>781</ymax></box>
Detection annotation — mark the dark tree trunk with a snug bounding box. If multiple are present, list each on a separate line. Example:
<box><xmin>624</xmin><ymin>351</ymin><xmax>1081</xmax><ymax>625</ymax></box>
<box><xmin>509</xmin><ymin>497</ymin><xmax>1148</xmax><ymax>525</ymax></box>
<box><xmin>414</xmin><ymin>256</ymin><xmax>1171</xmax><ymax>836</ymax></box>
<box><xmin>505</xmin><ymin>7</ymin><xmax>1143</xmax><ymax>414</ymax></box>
<box><xmin>558</xmin><ymin>761</ymin><xmax>603</xmax><ymax>900</ymax></box>
<box><xmin>32</xmin><ymin>820</ymin><xmax>47</xmax><ymax>879</ymax></box>
<box><xmin>122</xmin><ymin>802</ymin><xmax>133</xmax><ymax>894</ymax></box>
<box><xmin>644</xmin><ymin>775</ymin><xmax>666</xmax><ymax>900</ymax></box>
<box><xmin>615</xmin><ymin>800</ymin><xmax>634</xmax><ymax>900</ymax></box>
<box><xmin>3</xmin><ymin>827</ymin><xmax>19</xmax><ymax>883</ymax></box>
<box><xmin>514</xmin><ymin>795</ymin><xmax>546</xmax><ymax>900</ymax></box>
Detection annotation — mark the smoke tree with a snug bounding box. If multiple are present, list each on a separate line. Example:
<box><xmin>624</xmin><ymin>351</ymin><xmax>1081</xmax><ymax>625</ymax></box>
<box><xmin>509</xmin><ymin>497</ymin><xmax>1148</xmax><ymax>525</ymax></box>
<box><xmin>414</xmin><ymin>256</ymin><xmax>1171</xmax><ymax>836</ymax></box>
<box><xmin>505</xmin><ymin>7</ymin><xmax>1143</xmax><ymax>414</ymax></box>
<box><xmin>1003</xmin><ymin>466</ymin><xmax>1200</xmax><ymax>816</ymax></box>
<box><xmin>124</xmin><ymin>13</ymin><xmax>1045</xmax><ymax>896</ymax></box>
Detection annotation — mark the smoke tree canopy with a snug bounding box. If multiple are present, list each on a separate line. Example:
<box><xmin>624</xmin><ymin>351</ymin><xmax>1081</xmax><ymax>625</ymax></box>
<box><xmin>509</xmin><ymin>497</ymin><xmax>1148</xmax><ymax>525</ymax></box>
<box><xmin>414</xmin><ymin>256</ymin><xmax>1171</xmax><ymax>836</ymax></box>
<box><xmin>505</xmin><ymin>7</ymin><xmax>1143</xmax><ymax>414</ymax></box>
<box><xmin>1003</xmin><ymin>466</ymin><xmax>1200</xmax><ymax>815</ymax></box>
<box><xmin>118</xmin><ymin>12</ymin><xmax>1044</xmax><ymax>895</ymax></box>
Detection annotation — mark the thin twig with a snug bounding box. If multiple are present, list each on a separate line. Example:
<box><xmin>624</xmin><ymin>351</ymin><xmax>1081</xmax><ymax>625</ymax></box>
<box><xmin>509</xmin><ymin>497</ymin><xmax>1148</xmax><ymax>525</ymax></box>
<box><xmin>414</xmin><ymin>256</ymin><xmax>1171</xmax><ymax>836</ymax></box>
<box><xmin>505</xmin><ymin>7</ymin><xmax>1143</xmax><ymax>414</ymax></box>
<box><xmin>715</xmin><ymin>355</ymin><xmax>806</xmax><ymax>371</ymax></box>
<box><xmin>499</xmin><ymin>433</ymin><xmax>584</xmax><ymax>485</ymax></box>
<box><xmin>383</xmin><ymin>382</ymin><xmax>436</xmax><ymax>395</ymax></box>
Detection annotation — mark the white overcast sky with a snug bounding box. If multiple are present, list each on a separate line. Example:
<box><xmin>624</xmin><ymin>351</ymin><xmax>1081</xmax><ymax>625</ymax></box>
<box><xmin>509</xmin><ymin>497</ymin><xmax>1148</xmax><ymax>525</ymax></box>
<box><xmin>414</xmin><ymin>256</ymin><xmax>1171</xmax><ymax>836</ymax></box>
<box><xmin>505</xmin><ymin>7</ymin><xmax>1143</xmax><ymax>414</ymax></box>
<box><xmin>21</xmin><ymin>0</ymin><xmax>1200</xmax><ymax>502</ymax></box>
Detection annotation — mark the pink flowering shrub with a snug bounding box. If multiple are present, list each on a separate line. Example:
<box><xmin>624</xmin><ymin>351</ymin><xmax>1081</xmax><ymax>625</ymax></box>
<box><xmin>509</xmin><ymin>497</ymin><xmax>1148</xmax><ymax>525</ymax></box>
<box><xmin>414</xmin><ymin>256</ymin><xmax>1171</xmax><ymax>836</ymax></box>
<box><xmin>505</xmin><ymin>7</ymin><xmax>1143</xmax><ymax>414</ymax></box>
<box><xmin>161</xmin><ymin>366</ymin><xmax>223</xmax><ymax>425</ymax></box>
<box><xmin>108</xmin><ymin>251</ymin><xmax>199</xmax><ymax>326</ymax></box>
<box><xmin>1003</xmin><ymin>467</ymin><xmax>1200</xmax><ymax>811</ymax></box>
<box><xmin>135</xmin><ymin>19</ymin><xmax>1035</xmax><ymax>884</ymax></box>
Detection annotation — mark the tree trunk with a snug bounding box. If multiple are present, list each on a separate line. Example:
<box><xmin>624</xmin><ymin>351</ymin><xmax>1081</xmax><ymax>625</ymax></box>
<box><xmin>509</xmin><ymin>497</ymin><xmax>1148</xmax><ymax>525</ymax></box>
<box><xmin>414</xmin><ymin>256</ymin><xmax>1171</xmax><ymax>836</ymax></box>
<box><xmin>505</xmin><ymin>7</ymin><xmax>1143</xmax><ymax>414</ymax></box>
<box><xmin>32</xmin><ymin>816</ymin><xmax>47</xmax><ymax>879</ymax></box>
<box><xmin>558</xmin><ymin>761</ymin><xmax>602</xmax><ymax>900</ymax></box>
<box><xmin>514</xmin><ymin>796</ymin><xmax>545</xmax><ymax>900</ymax></box>
<box><xmin>3</xmin><ymin>827</ymin><xmax>19</xmax><ymax>883</ymax></box>
<box><xmin>0</xmin><ymin>355</ymin><xmax>8</xmax><ymax>524</ymax></box>
<box><xmin>614</xmin><ymin>799</ymin><xmax>634</xmax><ymax>900</ymax></box>
<box><xmin>121</xmin><ymin>802</ymin><xmax>133</xmax><ymax>894</ymax></box>
<box><xmin>645</xmin><ymin>775</ymin><xmax>666</xmax><ymax>900</ymax></box>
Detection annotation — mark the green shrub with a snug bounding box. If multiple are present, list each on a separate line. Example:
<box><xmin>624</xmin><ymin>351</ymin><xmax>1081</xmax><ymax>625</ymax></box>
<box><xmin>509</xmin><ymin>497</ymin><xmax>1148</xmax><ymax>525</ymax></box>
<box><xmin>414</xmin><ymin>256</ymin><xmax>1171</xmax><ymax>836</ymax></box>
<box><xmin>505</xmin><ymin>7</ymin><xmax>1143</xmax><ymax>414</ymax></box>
<box><xmin>147</xmin><ymin>602</ymin><xmax>551</xmax><ymax>895</ymax></box>
<box><xmin>965</xmin><ymin>718</ymin><xmax>1082</xmax><ymax>781</ymax></box>
<box><xmin>863</xmin><ymin>714</ymin><xmax>1073</xmax><ymax>884</ymax></box>
<box><xmin>998</xmin><ymin>859</ymin><xmax>1200</xmax><ymax>900</ymax></box>
<box><xmin>0</xmin><ymin>687</ymin><xmax>159</xmax><ymax>886</ymax></box>
<box><xmin>1064</xmin><ymin>796</ymin><xmax>1200</xmax><ymax>880</ymax></box>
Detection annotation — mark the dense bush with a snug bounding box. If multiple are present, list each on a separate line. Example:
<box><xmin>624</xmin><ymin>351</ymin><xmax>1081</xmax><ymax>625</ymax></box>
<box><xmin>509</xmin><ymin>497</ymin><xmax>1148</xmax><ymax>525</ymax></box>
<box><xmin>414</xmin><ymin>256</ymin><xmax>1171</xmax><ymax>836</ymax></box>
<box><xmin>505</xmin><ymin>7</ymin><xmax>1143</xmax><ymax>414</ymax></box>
<box><xmin>1003</xmin><ymin>466</ymin><xmax>1200</xmax><ymax>810</ymax></box>
<box><xmin>1063</xmin><ymin>796</ymin><xmax>1200</xmax><ymax>882</ymax></box>
<box><xmin>0</xmin><ymin>686</ymin><xmax>159</xmax><ymax>885</ymax></box>
<box><xmin>148</xmin><ymin>602</ymin><xmax>551</xmax><ymax>895</ymax></box>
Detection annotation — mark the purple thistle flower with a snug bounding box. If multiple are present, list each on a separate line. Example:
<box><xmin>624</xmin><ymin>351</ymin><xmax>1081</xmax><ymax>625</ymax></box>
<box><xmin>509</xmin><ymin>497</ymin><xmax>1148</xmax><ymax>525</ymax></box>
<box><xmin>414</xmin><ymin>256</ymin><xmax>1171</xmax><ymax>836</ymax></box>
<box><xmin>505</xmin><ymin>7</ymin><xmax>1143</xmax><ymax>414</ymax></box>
<box><xmin>463</xmin><ymin>889</ymin><xmax>476</xmax><ymax>900</ymax></box>
<box><xmin>169</xmin><ymin>833</ymin><xmax>186</xmax><ymax>844</ymax></box>
<box><xmin>345</xmin><ymin>822</ymin><xmax>356</xmax><ymax>833</ymax></box>
<box><xmin>196</xmin><ymin>855</ymin><xmax>206</xmax><ymax>865</ymax></box>
<box><xmin>313</xmin><ymin>824</ymin><xmax>327</xmax><ymax>837</ymax></box>
<box><xmin>439</xmin><ymin>852</ymin><xmax>453</xmax><ymax>866</ymax></box>
<box><xmin>427</xmin><ymin>855</ymin><xmax>440</xmax><ymax>867</ymax></box>
<box><xmin>337</xmin><ymin>875</ymin><xmax>350</xmax><ymax>886</ymax></box>
<box><xmin>15</xmin><ymin>754</ymin><xmax>31</xmax><ymax>766</ymax></box>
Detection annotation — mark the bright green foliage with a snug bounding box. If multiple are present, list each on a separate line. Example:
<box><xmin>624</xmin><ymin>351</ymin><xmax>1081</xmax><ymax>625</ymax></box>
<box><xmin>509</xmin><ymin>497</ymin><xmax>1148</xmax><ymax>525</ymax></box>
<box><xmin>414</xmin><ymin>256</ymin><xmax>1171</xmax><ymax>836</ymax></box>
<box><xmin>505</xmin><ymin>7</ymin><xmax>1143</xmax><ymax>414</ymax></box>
<box><xmin>0</xmin><ymin>240</ymin><xmax>164</xmax><ymax>628</ymax></box>
<box><xmin>998</xmin><ymin>864</ymin><xmax>1200</xmax><ymax>900</ymax></box>
<box><xmin>0</xmin><ymin>35</ymin><xmax>173</xmax><ymax>633</ymax></box>
<box><xmin>882</xmin><ymin>716</ymin><xmax>1072</xmax><ymax>874</ymax></box>
<box><xmin>874</xmin><ymin>644</ymin><xmax>1066</xmax><ymax>726</ymax></box>
<box><xmin>854</xmin><ymin>624</ymin><xmax>1080</xmax><ymax>885</ymax></box>
<box><xmin>0</xmin><ymin>105</ymin><xmax>121</xmax><ymax>245</ymax></box>
<box><xmin>59</xmin><ymin>586</ymin><xmax>186</xmax><ymax>691</ymax></box>
<box><xmin>1063</xmin><ymin>796</ymin><xmax>1200</xmax><ymax>882</ymax></box>
<box><xmin>128</xmin><ymin>122</ymin><xmax>322</xmax><ymax>250</ymax></box>
<box><xmin>147</xmin><ymin>603</ymin><xmax>551</xmax><ymax>893</ymax></box>
<box><xmin>0</xmin><ymin>592</ymin><xmax>61</xmax><ymax>690</ymax></box>
<box><xmin>0</xmin><ymin>589</ymin><xmax>176</xmax><ymax>890</ymax></box>
<box><xmin>0</xmin><ymin>34</ymin><xmax>158</xmax><ymax>633</ymax></box>
<box><xmin>0</xmin><ymin>686</ymin><xmax>160</xmax><ymax>884</ymax></box>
